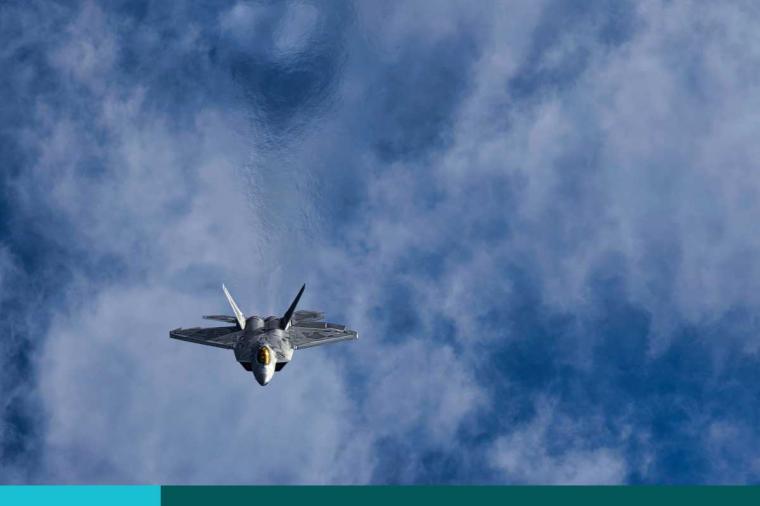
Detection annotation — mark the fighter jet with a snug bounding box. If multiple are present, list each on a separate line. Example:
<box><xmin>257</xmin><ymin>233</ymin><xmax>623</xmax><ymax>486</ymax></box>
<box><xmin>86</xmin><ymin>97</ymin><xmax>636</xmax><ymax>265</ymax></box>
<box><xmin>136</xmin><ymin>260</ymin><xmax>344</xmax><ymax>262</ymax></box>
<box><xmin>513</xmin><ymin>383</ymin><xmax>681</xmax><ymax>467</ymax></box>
<box><xmin>169</xmin><ymin>284</ymin><xmax>358</xmax><ymax>385</ymax></box>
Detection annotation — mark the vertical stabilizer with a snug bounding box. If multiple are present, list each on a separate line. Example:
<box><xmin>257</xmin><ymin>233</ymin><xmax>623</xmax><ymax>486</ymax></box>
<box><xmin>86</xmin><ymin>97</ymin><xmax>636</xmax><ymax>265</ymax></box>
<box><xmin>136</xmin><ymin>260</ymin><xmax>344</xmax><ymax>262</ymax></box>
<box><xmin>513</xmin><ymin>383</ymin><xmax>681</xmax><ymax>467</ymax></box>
<box><xmin>222</xmin><ymin>284</ymin><xmax>246</xmax><ymax>330</ymax></box>
<box><xmin>280</xmin><ymin>284</ymin><xmax>306</xmax><ymax>330</ymax></box>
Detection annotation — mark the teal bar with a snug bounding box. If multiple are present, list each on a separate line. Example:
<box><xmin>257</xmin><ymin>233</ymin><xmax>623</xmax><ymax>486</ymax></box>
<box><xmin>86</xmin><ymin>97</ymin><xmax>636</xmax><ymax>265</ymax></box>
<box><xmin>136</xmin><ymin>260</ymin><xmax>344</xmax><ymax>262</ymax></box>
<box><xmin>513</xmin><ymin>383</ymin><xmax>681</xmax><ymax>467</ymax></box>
<box><xmin>0</xmin><ymin>486</ymin><xmax>160</xmax><ymax>506</ymax></box>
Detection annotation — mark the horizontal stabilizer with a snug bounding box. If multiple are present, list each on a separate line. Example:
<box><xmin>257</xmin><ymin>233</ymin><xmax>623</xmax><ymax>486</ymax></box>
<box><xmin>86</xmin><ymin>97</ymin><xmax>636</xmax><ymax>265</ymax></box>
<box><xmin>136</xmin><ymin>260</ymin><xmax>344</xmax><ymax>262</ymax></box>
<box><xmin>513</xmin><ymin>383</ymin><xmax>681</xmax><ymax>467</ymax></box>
<box><xmin>293</xmin><ymin>310</ymin><xmax>325</xmax><ymax>323</ymax></box>
<box><xmin>203</xmin><ymin>315</ymin><xmax>238</xmax><ymax>324</ymax></box>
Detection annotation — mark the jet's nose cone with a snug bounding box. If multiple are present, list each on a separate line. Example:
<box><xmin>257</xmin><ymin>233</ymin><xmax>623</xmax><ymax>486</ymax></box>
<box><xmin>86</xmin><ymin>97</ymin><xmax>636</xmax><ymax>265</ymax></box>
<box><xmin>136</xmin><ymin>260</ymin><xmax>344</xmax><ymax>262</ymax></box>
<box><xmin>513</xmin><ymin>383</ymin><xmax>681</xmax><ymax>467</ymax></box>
<box><xmin>252</xmin><ymin>363</ymin><xmax>274</xmax><ymax>386</ymax></box>
<box><xmin>252</xmin><ymin>367</ymin><xmax>269</xmax><ymax>385</ymax></box>
<box><xmin>253</xmin><ymin>370</ymin><xmax>270</xmax><ymax>386</ymax></box>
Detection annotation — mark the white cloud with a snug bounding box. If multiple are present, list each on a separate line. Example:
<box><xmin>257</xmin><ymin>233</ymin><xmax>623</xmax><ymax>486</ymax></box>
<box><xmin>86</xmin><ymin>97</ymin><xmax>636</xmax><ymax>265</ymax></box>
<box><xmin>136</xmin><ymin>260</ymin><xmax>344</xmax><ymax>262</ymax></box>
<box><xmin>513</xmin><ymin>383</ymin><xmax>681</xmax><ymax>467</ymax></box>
<box><xmin>274</xmin><ymin>2</ymin><xmax>320</xmax><ymax>58</ymax></box>
<box><xmin>376</xmin><ymin>0</ymin><xmax>760</xmax><ymax>350</ymax></box>
<box><xmin>489</xmin><ymin>400</ymin><xmax>627</xmax><ymax>484</ymax></box>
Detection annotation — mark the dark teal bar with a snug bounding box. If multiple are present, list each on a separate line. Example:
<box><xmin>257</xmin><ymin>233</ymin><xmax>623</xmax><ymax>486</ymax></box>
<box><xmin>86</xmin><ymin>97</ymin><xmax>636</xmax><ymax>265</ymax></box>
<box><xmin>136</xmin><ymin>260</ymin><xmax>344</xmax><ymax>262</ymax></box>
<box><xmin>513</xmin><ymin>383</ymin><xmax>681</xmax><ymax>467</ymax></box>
<box><xmin>0</xmin><ymin>485</ymin><xmax>159</xmax><ymax>506</ymax></box>
<box><xmin>163</xmin><ymin>485</ymin><xmax>760</xmax><ymax>506</ymax></box>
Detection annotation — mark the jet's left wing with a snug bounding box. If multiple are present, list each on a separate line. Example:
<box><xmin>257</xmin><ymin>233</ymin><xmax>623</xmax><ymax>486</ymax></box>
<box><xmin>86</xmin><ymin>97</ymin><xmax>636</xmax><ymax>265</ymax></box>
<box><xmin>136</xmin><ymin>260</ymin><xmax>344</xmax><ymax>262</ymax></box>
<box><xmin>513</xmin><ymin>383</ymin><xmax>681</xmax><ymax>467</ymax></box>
<box><xmin>169</xmin><ymin>326</ymin><xmax>242</xmax><ymax>349</ymax></box>
<box><xmin>287</xmin><ymin>321</ymin><xmax>358</xmax><ymax>350</ymax></box>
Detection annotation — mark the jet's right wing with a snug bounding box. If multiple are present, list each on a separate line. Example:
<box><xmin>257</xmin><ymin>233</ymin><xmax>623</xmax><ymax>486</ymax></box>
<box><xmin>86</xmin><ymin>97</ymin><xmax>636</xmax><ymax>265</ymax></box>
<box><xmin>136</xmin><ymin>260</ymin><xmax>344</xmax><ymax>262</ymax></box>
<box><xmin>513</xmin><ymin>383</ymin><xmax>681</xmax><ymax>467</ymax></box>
<box><xmin>287</xmin><ymin>321</ymin><xmax>358</xmax><ymax>350</ymax></box>
<box><xmin>169</xmin><ymin>326</ymin><xmax>242</xmax><ymax>349</ymax></box>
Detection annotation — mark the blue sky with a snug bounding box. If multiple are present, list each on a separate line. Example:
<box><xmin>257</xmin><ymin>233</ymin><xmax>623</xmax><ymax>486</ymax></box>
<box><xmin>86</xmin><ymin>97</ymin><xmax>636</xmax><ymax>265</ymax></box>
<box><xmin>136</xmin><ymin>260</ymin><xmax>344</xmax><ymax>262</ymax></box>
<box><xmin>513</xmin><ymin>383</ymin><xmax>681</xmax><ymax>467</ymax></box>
<box><xmin>2</xmin><ymin>0</ymin><xmax>760</xmax><ymax>484</ymax></box>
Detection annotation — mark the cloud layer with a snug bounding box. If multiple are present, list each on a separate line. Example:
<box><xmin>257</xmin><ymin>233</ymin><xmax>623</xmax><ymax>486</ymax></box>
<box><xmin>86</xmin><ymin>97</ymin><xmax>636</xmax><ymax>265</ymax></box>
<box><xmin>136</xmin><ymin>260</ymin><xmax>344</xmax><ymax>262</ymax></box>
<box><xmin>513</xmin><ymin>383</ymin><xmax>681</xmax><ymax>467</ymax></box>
<box><xmin>2</xmin><ymin>0</ymin><xmax>760</xmax><ymax>484</ymax></box>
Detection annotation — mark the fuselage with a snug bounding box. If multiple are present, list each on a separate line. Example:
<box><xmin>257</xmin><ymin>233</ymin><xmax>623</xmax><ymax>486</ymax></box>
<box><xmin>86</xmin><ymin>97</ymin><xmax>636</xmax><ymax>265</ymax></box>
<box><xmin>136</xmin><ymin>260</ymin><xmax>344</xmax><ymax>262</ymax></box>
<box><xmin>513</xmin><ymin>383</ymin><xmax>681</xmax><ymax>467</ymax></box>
<box><xmin>233</xmin><ymin>316</ymin><xmax>294</xmax><ymax>385</ymax></box>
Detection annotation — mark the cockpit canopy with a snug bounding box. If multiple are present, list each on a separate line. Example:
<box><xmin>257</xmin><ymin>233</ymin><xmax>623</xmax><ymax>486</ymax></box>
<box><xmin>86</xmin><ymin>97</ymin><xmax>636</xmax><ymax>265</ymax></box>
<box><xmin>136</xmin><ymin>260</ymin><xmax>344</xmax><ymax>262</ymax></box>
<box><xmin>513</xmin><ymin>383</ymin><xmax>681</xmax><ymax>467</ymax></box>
<box><xmin>256</xmin><ymin>346</ymin><xmax>271</xmax><ymax>366</ymax></box>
